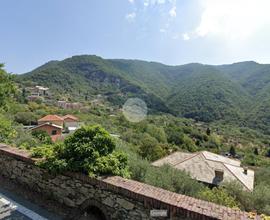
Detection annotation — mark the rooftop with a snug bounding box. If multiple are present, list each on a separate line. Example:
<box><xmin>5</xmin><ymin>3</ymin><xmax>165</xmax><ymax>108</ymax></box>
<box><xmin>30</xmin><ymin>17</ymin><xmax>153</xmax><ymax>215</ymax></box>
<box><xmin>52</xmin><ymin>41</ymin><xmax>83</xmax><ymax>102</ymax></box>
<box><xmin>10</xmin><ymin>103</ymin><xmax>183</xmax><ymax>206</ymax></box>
<box><xmin>152</xmin><ymin>151</ymin><xmax>254</xmax><ymax>191</ymax></box>
<box><xmin>30</xmin><ymin>123</ymin><xmax>63</xmax><ymax>130</ymax></box>
<box><xmin>38</xmin><ymin>115</ymin><xmax>64</xmax><ymax>122</ymax></box>
<box><xmin>62</xmin><ymin>114</ymin><xmax>78</xmax><ymax>121</ymax></box>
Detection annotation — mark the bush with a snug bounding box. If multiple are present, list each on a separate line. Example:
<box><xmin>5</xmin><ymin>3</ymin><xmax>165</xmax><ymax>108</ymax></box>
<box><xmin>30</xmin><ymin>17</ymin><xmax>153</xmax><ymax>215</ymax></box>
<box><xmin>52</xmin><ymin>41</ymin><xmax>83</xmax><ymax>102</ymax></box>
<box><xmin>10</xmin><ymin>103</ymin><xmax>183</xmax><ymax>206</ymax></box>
<box><xmin>138</xmin><ymin>134</ymin><xmax>166</xmax><ymax>161</ymax></box>
<box><xmin>32</xmin><ymin>130</ymin><xmax>52</xmax><ymax>145</ymax></box>
<box><xmin>222</xmin><ymin>181</ymin><xmax>253</xmax><ymax>211</ymax></box>
<box><xmin>144</xmin><ymin>165</ymin><xmax>204</xmax><ymax>197</ymax></box>
<box><xmin>14</xmin><ymin>112</ymin><xmax>37</xmax><ymax>125</ymax></box>
<box><xmin>34</xmin><ymin>125</ymin><xmax>130</xmax><ymax>178</ymax></box>
<box><xmin>13</xmin><ymin>126</ymin><xmax>38</xmax><ymax>149</ymax></box>
<box><xmin>198</xmin><ymin>187</ymin><xmax>240</xmax><ymax>208</ymax></box>
<box><xmin>146</xmin><ymin>124</ymin><xmax>167</xmax><ymax>143</ymax></box>
<box><xmin>0</xmin><ymin>113</ymin><xmax>17</xmax><ymax>143</ymax></box>
<box><xmin>253</xmin><ymin>184</ymin><xmax>270</xmax><ymax>215</ymax></box>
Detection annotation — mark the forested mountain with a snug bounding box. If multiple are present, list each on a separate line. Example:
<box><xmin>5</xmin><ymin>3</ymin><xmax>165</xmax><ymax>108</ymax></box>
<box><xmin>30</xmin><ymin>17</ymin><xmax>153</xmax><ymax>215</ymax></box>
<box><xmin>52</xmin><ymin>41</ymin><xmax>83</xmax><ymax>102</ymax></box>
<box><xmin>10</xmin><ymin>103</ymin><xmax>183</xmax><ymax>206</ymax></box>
<box><xmin>17</xmin><ymin>55</ymin><xmax>270</xmax><ymax>133</ymax></box>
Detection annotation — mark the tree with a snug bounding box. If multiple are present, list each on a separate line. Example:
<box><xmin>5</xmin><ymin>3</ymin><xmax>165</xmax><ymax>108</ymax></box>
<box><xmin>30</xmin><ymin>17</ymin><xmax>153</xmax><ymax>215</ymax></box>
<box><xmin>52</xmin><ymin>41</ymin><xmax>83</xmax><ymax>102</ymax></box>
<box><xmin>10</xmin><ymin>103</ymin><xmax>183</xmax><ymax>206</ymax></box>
<box><xmin>36</xmin><ymin>125</ymin><xmax>130</xmax><ymax>178</ymax></box>
<box><xmin>0</xmin><ymin>113</ymin><xmax>17</xmax><ymax>143</ymax></box>
<box><xmin>206</xmin><ymin>127</ymin><xmax>211</xmax><ymax>136</ymax></box>
<box><xmin>139</xmin><ymin>134</ymin><xmax>165</xmax><ymax>161</ymax></box>
<box><xmin>146</xmin><ymin>125</ymin><xmax>167</xmax><ymax>143</ymax></box>
<box><xmin>254</xmin><ymin>147</ymin><xmax>259</xmax><ymax>155</ymax></box>
<box><xmin>179</xmin><ymin>133</ymin><xmax>197</xmax><ymax>152</ymax></box>
<box><xmin>229</xmin><ymin>146</ymin><xmax>236</xmax><ymax>157</ymax></box>
<box><xmin>198</xmin><ymin>187</ymin><xmax>240</xmax><ymax>208</ymax></box>
<box><xmin>15</xmin><ymin>112</ymin><xmax>37</xmax><ymax>125</ymax></box>
<box><xmin>0</xmin><ymin>64</ymin><xmax>16</xmax><ymax>109</ymax></box>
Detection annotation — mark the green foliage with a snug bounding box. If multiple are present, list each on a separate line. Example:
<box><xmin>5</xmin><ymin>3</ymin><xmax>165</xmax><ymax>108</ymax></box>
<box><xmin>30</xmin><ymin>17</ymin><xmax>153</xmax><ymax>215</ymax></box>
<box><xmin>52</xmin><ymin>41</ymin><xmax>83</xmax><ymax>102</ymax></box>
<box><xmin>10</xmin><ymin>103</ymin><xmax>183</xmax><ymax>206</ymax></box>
<box><xmin>198</xmin><ymin>187</ymin><xmax>240</xmax><ymax>208</ymax></box>
<box><xmin>91</xmin><ymin>151</ymin><xmax>130</xmax><ymax>178</ymax></box>
<box><xmin>0</xmin><ymin>113</ymin><xmax>17</xmax><ymax>143</ymax></box>
<box><xmin>34</xmin><ymin>125</ymin><xmax>130</xmax><ymax>178</ymax></box>
<box><xmin>14</xmin><ymin>111</ymin><xmax>37</xmax><ymax>125</ymax></box>
<box><xmin>208</xmin><ymin>134</ymin><xmax>221</xmax><ymax>148</ymax></box>
<box><xmin>252</xmin><ymin>183</ymin><xmax>270</xmax><ymax>215</ymax></box>
<box><xmin>32</xmin><ymin>130</ymin><xmax>52</xmax><ymax>145</ymax></box>
<box><xmin>179</xmin><ymin>133</ymin><xmax>197</xmax><ymax>152</ymax></box>
<box><xmin>15</xmin><ymin>57</ymin><xmax>270</xmax><ymax>135</ymax></box>
<box><xmin>144</xmin><ymin>165</ymin><xmax>204</xmax><ymax>197</ymax></box>
<box><xmin>242</xmin><ymin>153</ymin><xmax>261</xmax><ymax>166</ymax></box>
<box><xmin>229</xmin><ymin>146</ymin><xmax>236</xmax><ymax>157</ymax></box>
<box><xmin>0</xmin><ymin>64</ymin><xmax>16</xmax><ymax>110</ymax></box>
<box><xmin>146</xmin><ymin>124</ymin><xmax>167</xmax><ymax>143</ymax></box>
<box><xmin>13</xmin><ymin>126</ymin><xmax>38</xmax><ymax>149</ymax></box>
<box><xmin>138</xmin><ymin>134</ymin><xmax>166</xmax><ymax>161</ymax></box>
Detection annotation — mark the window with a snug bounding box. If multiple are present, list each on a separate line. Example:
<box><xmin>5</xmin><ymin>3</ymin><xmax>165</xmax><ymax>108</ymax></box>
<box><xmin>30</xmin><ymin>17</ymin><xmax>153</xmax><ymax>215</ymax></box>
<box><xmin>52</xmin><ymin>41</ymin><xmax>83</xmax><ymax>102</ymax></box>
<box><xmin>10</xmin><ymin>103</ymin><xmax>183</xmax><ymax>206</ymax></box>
<box><xmin>51</xmin><ymin>130</ymin><xmax>57</xmax><ymax>135</ymax></box>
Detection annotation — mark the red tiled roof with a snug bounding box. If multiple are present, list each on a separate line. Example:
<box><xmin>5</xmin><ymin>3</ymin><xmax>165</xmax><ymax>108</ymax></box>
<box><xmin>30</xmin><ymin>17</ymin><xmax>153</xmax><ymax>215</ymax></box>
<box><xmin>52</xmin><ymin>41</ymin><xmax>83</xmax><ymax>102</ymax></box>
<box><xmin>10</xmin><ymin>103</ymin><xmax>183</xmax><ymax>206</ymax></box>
<box><xmin>38</xmin><ymin>115</ymin><xmax>64</xmax><ymax>122</ymax></box>
<box><xmin>62</xmin><ymin>114</ymin><xmax>78</xmax><ymax>121</ymax></box>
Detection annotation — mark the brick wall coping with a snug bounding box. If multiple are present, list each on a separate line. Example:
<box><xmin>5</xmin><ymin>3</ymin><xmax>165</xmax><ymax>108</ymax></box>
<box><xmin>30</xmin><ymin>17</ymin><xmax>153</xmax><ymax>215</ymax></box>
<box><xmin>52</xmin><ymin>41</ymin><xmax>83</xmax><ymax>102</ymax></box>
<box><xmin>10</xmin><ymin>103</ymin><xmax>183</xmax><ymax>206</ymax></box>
<box><xmin>0</xmin><ymin>144</ymin><xmax>260</xmax><ymax>220</ymax></box>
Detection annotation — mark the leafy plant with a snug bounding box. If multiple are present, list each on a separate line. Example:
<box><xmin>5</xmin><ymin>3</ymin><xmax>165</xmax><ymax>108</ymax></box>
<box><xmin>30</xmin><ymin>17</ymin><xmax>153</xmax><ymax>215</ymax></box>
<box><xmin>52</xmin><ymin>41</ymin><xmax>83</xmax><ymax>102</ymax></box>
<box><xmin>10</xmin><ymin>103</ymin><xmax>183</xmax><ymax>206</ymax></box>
<box><xmin>33</xmin><ymin>125</ymin><xmax>130</xmax><ymax>178</ymax></box>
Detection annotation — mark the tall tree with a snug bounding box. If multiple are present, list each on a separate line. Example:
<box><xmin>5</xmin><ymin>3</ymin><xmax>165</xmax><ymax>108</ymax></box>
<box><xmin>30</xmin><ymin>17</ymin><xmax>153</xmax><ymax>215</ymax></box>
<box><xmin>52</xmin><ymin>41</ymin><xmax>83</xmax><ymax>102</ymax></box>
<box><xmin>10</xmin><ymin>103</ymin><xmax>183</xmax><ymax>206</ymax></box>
<box><xmin>0</xmin><ymin>64</ymin><xmax>15</xmax><ymax>109</ymax></box>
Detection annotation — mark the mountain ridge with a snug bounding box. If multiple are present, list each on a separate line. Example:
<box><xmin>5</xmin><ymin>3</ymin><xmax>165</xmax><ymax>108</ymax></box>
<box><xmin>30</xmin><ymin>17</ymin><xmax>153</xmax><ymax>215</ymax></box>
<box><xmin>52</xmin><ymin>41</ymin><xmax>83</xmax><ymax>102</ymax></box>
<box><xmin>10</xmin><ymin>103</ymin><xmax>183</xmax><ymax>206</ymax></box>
<box><xmin>17</xmin><ymin>55</ymin><xmax>270</xmax><ymax>133</ymax></box>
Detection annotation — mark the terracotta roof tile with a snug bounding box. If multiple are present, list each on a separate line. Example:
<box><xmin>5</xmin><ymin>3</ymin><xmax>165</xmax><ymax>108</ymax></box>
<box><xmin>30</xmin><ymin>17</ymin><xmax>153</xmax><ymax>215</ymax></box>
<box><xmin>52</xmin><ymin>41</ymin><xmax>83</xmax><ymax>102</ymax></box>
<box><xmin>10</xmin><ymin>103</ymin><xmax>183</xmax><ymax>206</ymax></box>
<box><xmin>62</xmin><ymin>114</ymin><xmax>78</xmax><ymax>121</ymax></box>
<box><xmin>38</xmin><ymin>115</ymin><xmax>64</xmax><ymax>122</ymax></box>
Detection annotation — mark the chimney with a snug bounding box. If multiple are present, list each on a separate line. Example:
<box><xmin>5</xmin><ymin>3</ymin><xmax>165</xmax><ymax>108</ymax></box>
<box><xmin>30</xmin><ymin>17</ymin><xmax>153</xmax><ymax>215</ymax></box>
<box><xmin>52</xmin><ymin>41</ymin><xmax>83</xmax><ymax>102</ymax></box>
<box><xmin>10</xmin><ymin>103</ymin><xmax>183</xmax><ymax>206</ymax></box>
<box><xmin>215</xmin><ymin>169</ymin><xmax>224</xmax><ymax>180</ymax></box>
<box><xmin>243</xmin><ymin>167</ymin><xmax>248</xmax><ymax>175</ymax></box>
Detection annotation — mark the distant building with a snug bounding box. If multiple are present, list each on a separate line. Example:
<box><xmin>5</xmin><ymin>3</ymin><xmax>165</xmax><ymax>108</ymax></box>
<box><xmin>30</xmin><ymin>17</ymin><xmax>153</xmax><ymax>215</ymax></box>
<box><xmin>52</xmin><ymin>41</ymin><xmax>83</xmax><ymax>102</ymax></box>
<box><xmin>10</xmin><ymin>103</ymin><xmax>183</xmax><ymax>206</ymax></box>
<box><xmin>152</xmin><ymin>151</ymin><xmax>254</xmax><ymax>191</ymax></box>
<box><xmin>31</xmin><ymin>114</ymin><xmax>80</xmax><ymax>141</ymax></box>
<box><xmin>26</xmin><ymin>85</ymin><xmax>50</xmax><ymax>101</ymax></box>
<box><xmin>38</xmin><ymin>115</ymin><xmax>64</xmax><ymax>127</ymax></box>
<box><xmin>62</xmin><ymin>114</ymin><xmax>79</xmax><ymax>132</ymax></box>
<box><xmin>30</xmin><ymin>123</ymin><xmax>62</xmax><ymax>136</ymax></box>
<box><xmin>57</xmin><ymin>101</ymin><xmax>82</xmax><ymax>110</ymax></box>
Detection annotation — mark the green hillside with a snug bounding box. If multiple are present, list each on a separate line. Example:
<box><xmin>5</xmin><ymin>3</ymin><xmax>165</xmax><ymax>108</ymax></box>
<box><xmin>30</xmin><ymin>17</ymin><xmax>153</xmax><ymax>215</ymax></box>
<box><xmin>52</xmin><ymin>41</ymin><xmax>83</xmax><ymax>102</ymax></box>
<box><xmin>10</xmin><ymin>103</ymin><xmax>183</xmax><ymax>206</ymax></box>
<box><xmin>17</xmin><ymin>55</ymin><xmax>270</xmax><ymax>133</ymax></box>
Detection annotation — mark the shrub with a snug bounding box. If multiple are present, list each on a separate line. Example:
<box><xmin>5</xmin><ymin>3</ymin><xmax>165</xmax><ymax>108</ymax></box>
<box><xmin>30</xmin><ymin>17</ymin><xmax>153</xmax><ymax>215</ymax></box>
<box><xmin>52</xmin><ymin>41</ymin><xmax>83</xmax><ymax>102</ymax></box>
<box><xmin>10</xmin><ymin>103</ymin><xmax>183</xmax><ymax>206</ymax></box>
<box><xmin>32</xmin><ymin>130</ymin><xmax>52</xmax><ymax>145</ymax></box>
<box><xmin>198</xmin><ymin>187</ymin><xmax>240</xmax><ymax>208</ymax></box>
<box><xmin>0</xmin><ymin>113</ymin><xmax>17</xmax><ymax>143</ymax></box>
<box><xmin>14</xmin><ymin>112</ymin><xmax>37</xmax><ymax>125</ymax></box>
<box><xmin>34</xmin><ymin>125</ymin><xmax>130</xmax><ymax>178</ymax></box>
<box><xmin>144</xmin><ymin>165</ymin><xmax>204</xmax><ymax>197</ymax></box>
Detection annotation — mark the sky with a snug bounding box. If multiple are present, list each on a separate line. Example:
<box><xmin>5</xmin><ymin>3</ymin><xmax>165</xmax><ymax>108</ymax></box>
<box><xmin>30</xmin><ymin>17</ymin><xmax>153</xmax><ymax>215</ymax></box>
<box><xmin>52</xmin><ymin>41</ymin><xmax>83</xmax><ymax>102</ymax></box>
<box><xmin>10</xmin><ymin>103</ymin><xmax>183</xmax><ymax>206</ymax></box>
<box><xmin>1</xmin><ymin>0</ymin><xmax>270</xmax><ymax>73</ymax></box>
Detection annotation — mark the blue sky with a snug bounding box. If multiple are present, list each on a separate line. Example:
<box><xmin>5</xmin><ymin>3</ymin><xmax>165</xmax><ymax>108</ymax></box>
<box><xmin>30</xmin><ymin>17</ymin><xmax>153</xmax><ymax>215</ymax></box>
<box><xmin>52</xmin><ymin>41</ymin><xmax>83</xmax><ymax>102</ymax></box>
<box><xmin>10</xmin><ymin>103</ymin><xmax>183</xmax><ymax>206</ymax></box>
<box><xmin>1</xmin><ymin>0</ymin><xmax>270</xmax><ymax>73</ymax></box>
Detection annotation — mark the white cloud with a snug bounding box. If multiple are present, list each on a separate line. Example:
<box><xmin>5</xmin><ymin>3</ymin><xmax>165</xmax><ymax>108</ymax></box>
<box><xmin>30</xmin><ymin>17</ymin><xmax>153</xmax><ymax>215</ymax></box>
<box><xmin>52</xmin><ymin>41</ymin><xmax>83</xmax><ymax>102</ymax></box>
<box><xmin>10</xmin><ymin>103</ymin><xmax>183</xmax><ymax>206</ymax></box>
<box><xmin>128</xmin><ymin>0</ymin><xmax>134</xmax><ymax>3</ymax></box>
<box><xmin>182</xmin><ymin>33</ymin><xmax>190</xmax><ymax>41</ymax></box>
<box><xmin>126</xmin><ymin>12</ymin><xmax>136</xmax><ymax>22</ymax></box>
<box><xmin>194</xmin><ymin>0</ymin><xmax>270</xmax><ymax>40</ymax></box>
<box><xmin>169</xmin><ymin>6</ymin><xmax>176</xmax><ymax>17</ymax></box>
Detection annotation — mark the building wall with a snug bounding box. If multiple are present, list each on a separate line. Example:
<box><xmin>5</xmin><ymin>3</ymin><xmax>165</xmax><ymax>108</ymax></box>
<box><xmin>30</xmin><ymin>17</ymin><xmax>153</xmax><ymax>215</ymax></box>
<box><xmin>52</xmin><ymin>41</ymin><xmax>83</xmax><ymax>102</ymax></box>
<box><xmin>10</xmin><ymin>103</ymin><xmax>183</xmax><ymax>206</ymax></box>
<box><xmin>64</xmin><ymin>119</ymin><xmax>78</xmax><ymax>128</ymax></box>
<box><xmin>32</xmin><ymin>125</ymin><xmax>62</xmax><ymax>136</ymax></box>
<box><xmin>0</xmin><ymin>145</ymin><xmax>255</xmax><ymax>220</ymax></box>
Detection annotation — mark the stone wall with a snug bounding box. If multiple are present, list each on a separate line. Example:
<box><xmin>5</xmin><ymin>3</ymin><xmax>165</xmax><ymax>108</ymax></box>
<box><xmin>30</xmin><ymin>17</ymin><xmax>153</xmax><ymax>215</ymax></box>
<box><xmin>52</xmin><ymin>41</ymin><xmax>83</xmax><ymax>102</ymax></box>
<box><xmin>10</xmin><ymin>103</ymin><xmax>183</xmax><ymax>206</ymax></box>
<box><xmin>0</xmin><ymin>144</ymin><xmax>257</xmax><ymax>220</ymax></box>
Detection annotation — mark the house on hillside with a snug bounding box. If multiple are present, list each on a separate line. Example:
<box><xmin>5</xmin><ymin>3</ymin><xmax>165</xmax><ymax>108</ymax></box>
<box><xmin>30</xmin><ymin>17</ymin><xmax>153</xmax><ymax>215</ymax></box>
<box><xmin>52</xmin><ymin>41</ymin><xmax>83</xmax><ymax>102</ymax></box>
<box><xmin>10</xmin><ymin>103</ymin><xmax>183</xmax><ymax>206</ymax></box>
<box><xmin>30</xmin><ymin>123</ymin><xmax>62</xmax><ymax>138</ymax></box>
<box><xmin>62</xmin><ymin>114</ymin><xmax>79</xmax><ymax>132</ymax></box>
<box><xmin>38</xmin><ymin>115</ymin><xmax>64</xmax><ymax>127</ymax></box>
<box><xmin>31</xmin><ymin>114</ymin><xmax>80</xmax><ymax>142</ymax></box>
<box><xmin>26</xmin><ymin>85</ymin><xmax>50</xmax><ymax>102</ymax></box>
<box><xmin>152</xmin><ymin>151</ymin><xmax>254</xmax><ymax>191</ymax></box>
